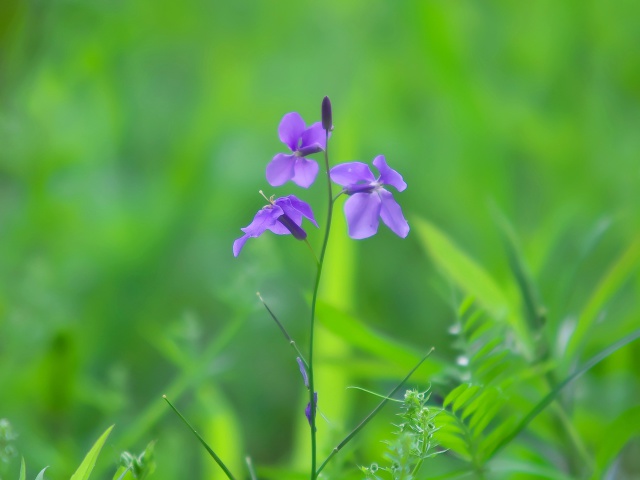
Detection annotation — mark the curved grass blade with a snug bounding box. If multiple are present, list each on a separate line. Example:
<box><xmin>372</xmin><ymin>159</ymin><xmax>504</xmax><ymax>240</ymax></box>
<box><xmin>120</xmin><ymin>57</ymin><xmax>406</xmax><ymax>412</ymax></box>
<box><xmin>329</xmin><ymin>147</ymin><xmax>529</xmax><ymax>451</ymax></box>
<box><xmin>316</xmin><ymin>348</ymin><xmax>434</xmax><ymax>476</ymax></box>
<box><xmin>566</xmin><ymin>236</ymin><xmax>640</xmax><ymax>360</ymax></box>
<box><xmin>485</xmin><ymin>328</ymin><xmax>640</xmax><ymax>461</ymax></box>
<box><xmin>70</xmin><ymin>425</ymin><xmax>114</xmax><ymax>480</ymax></box>
<box><xmin>591</xmin><ymin>405</ymin><xmax>640</xmax><ymax>479</ymax></box>
<box><xmin>19</xmin><ymin>457</ymin><xmax>26</xmax><ymax>480</ymax></box>
<box><xmin>35</xmin><ymin>467</ymin><xmax>49</xmax><ymax>480</ymax></box>
<box><xmin>163</xmin><ymin>395</ymin><xmax>236</xmax><ymax>480</ymax></box>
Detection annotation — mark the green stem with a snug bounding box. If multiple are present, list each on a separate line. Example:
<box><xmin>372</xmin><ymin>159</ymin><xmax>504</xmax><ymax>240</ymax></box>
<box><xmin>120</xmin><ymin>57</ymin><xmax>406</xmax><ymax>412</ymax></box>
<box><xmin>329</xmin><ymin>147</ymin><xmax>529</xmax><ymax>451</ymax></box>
<box><xmin>163</xmin><ymin>395</ymin><xmax>236</xmax><ymax>480</ymax></box>
<box><xmin>308</xmin><ymin>131</ymin><xmax>333</xmax><ymax>480</ymax></box>
<box><xmin>257</xmin><ymin>292</ymin><xmax>308</xmax><ymax>368</ymax></box>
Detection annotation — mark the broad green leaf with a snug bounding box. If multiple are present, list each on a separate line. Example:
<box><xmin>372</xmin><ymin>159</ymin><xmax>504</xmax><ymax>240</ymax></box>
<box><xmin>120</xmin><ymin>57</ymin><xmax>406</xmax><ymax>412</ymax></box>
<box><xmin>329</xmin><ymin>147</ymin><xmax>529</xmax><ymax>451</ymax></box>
<box><xmin>591</xmin><ymin>405</ymin><xmax>640</xmax><ymax>479</ymax></box>
<box><xmin>452</xmin><ymin>385</ymin><xmax>482</xmax><ymax>413</ymax></box>
<box><xmin>489</xmin><ymin>459</ymin><xmax>575</xmax><ymax>480</ymax></box>
<box><xmin>35</xmin><ymin>467</ymin><xmax>48</xmax><ymax>480</ymax></box>
<box><xmin>566</xmin><ymin>236</ymin><xmax>640</xmax><ymax>360</ymax></box>
<box><xmin>414</xmin><ymin>218</ymin><xmax>509</xmax><ymax>320</ymax></box>
<box><xmin>462</xmin><ymin>309</ymin><xmax>486</xmax><ymax>336</ymax></box>
<box><xmin>474</xmin><ymin>350</ymin><xmax>509</xmax><ymax>379</ymax></box>
<box><xmin>443</xmin><ymin>383</ymin><xmax>471</xmax><ymax>408</ymax></box>
<box><xmin>471</xmin><ymin>337</ymin><xmax>501</xmax><ymax>363</ymax></box>
<box><xmin>316</xmin><ymin>299</ymin><xmax>443</xmax><ymax>375</ymax></box>
<box><xmin>457</xmin><ymin>296</ymin><xmax>475</xmax><ymax>318</ymax></box>
<box><xmin>19</xmin><ymin>457</ymin><xmax>26</xmax><ymax>480</ymax></box>
<box><xmin>69</xmin><ymin>425</ymin><xmax>114</xmax><ymax>480</ymax></box>
<box><xmin>414</xmin><ymin>218</ymin><xmax>533</xmax><ymax>356</ymax></box>
<box><xmin>463</xmin><ymin>388</ymin><xmax>499</xmax><ymax>422</ymax></box>
<box><xmin>470</xmin><ymin>398</ymin><xmax>506</xmax><ymax>435</ymax></box>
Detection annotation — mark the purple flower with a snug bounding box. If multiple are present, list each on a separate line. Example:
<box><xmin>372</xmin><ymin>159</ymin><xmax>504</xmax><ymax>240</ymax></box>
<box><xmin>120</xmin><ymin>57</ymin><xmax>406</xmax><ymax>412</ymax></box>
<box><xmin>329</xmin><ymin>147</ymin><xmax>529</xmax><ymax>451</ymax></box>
<box><xmin>296</xmin><ymin>357</ymin><xmax>309</xmax><ymax>389</ymax></box>
<box><xmin>233</xmin><ymin>194</ymin><xmax>317</xmax><ymax>257</ymax></box>
<box><xmin>330</xmin><ymin>155</ymin><xmax>409</xmax><ymax>239</ymax></box>
<box><xmin>266</xmin><ymin>112</ymin><xmax>327</xmax><ymax>188</ymax></box>
<box><xmin>305</xmin><ymin>392</ymin><xmax>318</xmax><ymax>427</ymax></box>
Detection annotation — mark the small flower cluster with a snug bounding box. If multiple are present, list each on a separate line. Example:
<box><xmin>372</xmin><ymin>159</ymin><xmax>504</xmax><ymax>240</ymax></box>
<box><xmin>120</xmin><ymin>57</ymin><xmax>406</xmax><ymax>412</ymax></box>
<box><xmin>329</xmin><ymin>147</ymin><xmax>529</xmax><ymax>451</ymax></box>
<box><xmin>361</xmin><ymin>389</ymin><xmax>440</xmax><ymax>480</ymax></box>
<box><xmin>233</xmin><ymin>97</ymin><xmax>409</xmax><ymax>257</ymax></box>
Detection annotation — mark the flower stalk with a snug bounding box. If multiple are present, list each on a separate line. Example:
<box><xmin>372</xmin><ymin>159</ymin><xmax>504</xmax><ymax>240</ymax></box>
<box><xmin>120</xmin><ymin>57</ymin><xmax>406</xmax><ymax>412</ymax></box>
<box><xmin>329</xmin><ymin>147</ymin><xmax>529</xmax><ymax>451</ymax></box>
<box><xmin>308</xmin><ymin>122</ymin><xmax>333</xmax><ymax>479</ymax></box>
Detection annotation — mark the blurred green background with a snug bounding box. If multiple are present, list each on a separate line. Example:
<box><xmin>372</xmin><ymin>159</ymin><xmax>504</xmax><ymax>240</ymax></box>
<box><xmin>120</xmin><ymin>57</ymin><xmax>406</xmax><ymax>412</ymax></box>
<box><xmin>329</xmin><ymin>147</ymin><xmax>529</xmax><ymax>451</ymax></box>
<box><xmin>1</xmin><ymin>0</ymin><xmax>639</xmax><ymax>478</ymax></box>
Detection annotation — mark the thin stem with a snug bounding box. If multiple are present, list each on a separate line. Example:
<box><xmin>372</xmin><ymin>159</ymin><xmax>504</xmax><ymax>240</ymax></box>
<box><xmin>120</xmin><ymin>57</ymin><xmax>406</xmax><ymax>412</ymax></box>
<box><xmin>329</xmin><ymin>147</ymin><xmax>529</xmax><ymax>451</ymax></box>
<box><xmin>304</xmin><ymin>239</ymin><xmax>321</xmax><ymax>266</ymax></box>
<box><xmin>163</xmin><ymin>395</ymin><xmax>236</xmax><ymax>480</ymax></box>
<box><xmin>308</xmin><ymin>130</ymin><xmax>333</xmax><ymax>480</ymax></box>
<box><xmin>257</xmin><ymin>292</ymin><xmax>308</xmax><ymax>368</ymax></box>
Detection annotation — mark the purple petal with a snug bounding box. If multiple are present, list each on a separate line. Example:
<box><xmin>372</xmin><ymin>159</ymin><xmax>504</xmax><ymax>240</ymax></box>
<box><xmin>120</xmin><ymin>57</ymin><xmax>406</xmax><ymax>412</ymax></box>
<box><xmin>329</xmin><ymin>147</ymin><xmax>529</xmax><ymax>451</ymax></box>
<box><xmin>330</xmin><ymin>162</ymin><xmax>375</xmax><ymax>187</ymax></box>
<box><xmin>266</xmin><ymin>221</ymin><xmax>291</xmax><ymax>235</ymax></box>
<box><xmin>297</xmin><ymin>357</ymin><xmax>309</xmax><ymax>389</ymax></box>
<box><xmin>266</xmin><ymin>153</ymin><xmax>296</xmax><ymax>187</ymax></box>
<box><xmin>343</xmin><ymin>192</ymin><xmax>381</xmax><ymax>239</ymax></box>
<box><xmin>300</xmin><ymin>122</ymin><xmax>326</xmax><ymax>151</ymax></box>
<box><xmin>373</xmin><ymin>155</ymin><xmax>407</xmax><ymax>192</ymax></box>
<box><xmin>233</xmin><ymin>206</ymin><xmax>283</xmax><ymax>256</ymax></box>
<box><xmin>292</xmin><ymin>158</ymin><xmax>319</xmax><ymax>188</ymax></box>
<box><xmin>305</xmin><ymin>392</ymin><xmax>318</xmax><ymax>426</ymax></box>
<box><xmin>278</xmin><ymin>112</ymin><xmax>306</xmax><ymax>151</ymax></box>
<box><xmin>280</xmin><ymin>195</ymin><xmax>318</xmax><ymax>227</ymax></box>
<box><xmin>379</xmin><ymin>189</ymin><xmax>409</xmax><ymax>238</ymax></box>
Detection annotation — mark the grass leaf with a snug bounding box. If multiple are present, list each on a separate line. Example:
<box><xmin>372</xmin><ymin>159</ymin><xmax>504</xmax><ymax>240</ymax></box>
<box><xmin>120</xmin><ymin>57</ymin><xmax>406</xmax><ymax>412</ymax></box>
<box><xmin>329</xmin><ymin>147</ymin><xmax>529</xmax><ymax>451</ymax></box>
<box><xmin>69</xmin><ymin>425</ymin><xmax>114</xmax><ymax>480</ymax></box>
<box><xmin>485</xmin><ymin>328</ymin><xmax>640</xmax><ymax>460</ymax></box>
<box><xmin>566</xmin><ymin>236</ymin><xmax>640</xmax><ymax>360</ymax></box>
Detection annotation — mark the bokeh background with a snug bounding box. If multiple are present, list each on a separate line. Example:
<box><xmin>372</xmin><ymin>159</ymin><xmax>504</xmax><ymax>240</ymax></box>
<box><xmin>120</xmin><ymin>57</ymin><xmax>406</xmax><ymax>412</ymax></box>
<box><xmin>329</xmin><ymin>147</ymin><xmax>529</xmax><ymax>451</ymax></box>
<box><xmin>1</xmin><ymin>0</ymin><xmax>639</xmax><ymax>479</ymax></box>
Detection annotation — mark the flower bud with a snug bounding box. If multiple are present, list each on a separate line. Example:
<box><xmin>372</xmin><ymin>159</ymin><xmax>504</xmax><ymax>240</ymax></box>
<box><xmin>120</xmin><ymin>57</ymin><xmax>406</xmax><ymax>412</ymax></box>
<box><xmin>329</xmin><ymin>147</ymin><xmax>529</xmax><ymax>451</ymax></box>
<box><xmin>321</xmin><ymin>96</ymin><xmax>333</xmax><ymax>131</ymax></box>
<box><xmin>296</xmin><ymin>357</ymin><xmax>309</xmax><ymax>389</ymax></box>
<box><xmin>277</xmin><ymin>214</ymin><xmax>307</xmax><ymax>240</ymax></box>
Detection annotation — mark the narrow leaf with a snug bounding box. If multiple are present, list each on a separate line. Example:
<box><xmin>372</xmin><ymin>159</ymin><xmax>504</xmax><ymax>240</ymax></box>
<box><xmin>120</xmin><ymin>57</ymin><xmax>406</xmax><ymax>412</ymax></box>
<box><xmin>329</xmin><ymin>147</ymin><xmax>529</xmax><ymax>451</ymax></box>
<box><xmin>452</xmin><ymin>385</ymin><xmax>482</xmax><ymax>413</ymax></box>
<box><xmin>414</xmin><ymin>218</ymin><xmax>509</xmax><ymax>319</ymax></box>
<box><xmin>485</xmin><ymin>328</ymin><xmax>640</xmax><ymax>460</ymax></box>
<box><xmin>566</xmin><ymin>236</ymin><xmax>640</xmax><ymax>360</ymax></box>
<box><xmin>19</xmin><ymin>457</ymin><xmax>26</xmax><ymax>480</ymax></box>
<box><xmin>163</xmin><ymin>395</ymin><xmax>236</xmax><ymax>480</ymax></box>
<box><xmin>444</xmin><ymin>383</ymin><xmax>471</xmax><ymax>409</ymax></box>
<box><xmin>591</xmin><ymin>405</ymin><xmax>640</xmax><ymax>478</ymax></box>
<box><xmin>70</xmin><ymin>425</ymin><xmax>114</xmax><ymax>480</ymax></box>
<box><xmin>35</xmin><ymin>467</ymin><xmax>48</xmax><ymax>480</ymax></box>
<box><xmin>317</xmin><ymin>299</ymin><xmax>443</xmax><ymax>375</ymax></box>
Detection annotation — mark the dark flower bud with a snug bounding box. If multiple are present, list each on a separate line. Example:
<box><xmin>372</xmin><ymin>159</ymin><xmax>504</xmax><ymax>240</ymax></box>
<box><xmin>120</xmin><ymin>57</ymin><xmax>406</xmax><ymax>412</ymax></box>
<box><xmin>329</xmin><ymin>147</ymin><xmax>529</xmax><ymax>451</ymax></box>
<box><xmin>321</xmin><ymin>96</ymin><xmax>333</xmax><ymax>131</ymax></box>
<box><xmin>305</xmin><ymin>392</ymin><xmax>318</xmax><ymax>426</ymax></box>
<box><xmin>297</xmin><ymin>357</ymin><xmax>309</xmax><ymax>389</ymax></box>
<box><xmin>277</xmin><ymin>214</ymin><xmax>307</xmax><ymax>240</ymax></box>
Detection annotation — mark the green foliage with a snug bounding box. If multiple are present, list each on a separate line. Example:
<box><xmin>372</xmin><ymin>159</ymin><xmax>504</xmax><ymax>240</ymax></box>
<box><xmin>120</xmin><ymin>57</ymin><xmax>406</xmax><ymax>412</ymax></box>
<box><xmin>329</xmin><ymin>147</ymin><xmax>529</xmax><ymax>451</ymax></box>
<box><xmin>361</xmin><ymin>390</ymin><xmax>439</xmax><ymax>480</ymax></box>
<box><xmin>114</xmin><ymin>441</ymin><xmax>156</xmax><ymax>480</ymax></box>
<box><xmin>69</xmin><ymin>425</ymin><xmax>114</xmax><ymax>480</ymax></box>
<box><xmin>416</xmin><ymin>215</ymin><xmax>640</xmax><ymax>478</ymax></box>
<box><xmin>1</xmin><ymin>0</ymin><xmax>639</xmax><ymax>478</ymax></box>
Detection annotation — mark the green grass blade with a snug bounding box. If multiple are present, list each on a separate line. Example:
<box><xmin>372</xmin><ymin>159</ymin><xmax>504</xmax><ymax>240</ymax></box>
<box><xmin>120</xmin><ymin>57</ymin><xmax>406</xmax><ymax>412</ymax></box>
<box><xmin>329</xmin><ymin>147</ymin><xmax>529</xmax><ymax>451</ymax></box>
<box><xmin>69</xmin><ymin>425</ymin><xmax>114</xmax><ymax>480</ymax></box>
<box><xmin>491</xmin><ymin>207</ymin><xmax>546</xmax><ymax>332</ymax></box>
<box><xmin>566</xmin><ymin>236</ymin><xmax>640</xmax><ymax>360</ymax></box>
<box><xmin>19</xmin><ymin>457</ymin><xmax>26</xmax><ymax>480</ymax></box>
<box><xmin>485</xmin><ymin>328</ymin><xmax>640</xmax><ymax>461</ymax></box>
<box><xmin>163</xmin><ymin>395</ymin><xmax>236</xmax><ymax>480</ymax></box>
<box><xmin>414</xmin><ymin>218</ymin><xmax>510</xmax><ymax>320</ymax></box>
<box><xmin>317</xmin><ymin>299</ymin><xmax>444</xmax><ymax>375</ymax></box>
<box><xmin>413</xmin><ymin>218</ymin><xmax>532</xmax><ymax>355</ymax></box>
<box><xmin>35</xmin><ymin>467</ymin><xmax>48</xmax><ymax>480</ymax></box>
<box><xmin>591</xmin><ymin>405</ymin><xmax>640</xmax><ymax>479</ymax></box>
